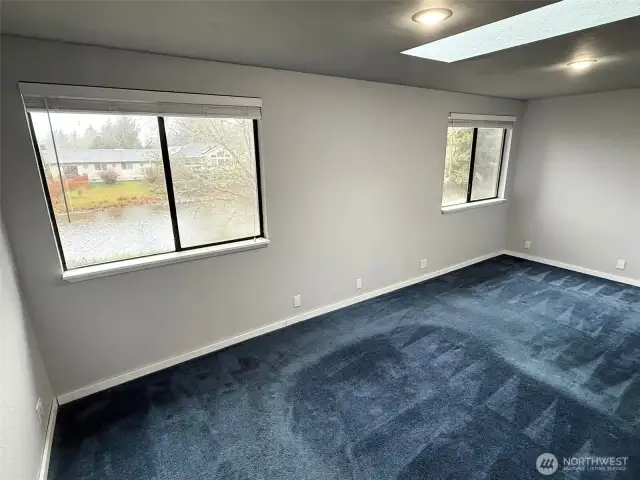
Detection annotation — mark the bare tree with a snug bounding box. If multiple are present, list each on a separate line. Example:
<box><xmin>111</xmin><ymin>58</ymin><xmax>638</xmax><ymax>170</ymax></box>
<box><xmin>165</xmin><ymin>117</ymin><xmax>258</xmax><ymax>219</ymax></box>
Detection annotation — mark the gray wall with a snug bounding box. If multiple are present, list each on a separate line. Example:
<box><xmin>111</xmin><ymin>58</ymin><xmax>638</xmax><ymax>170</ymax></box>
<box><xmin>1</xmin><ymin>36</ymin><xmax>523</xmax><ymax>395</ymax></box>
<box><xmin>0</xmin><ymin>20</ymin><xmax>55</xmax><ymax>480</ymax></box>
<box><xmin>507</xmin><ymin>89</ymin><xmax>640</xmax><ymax>282</ymax></box>
<box><xmin>0</xmin><ymin>220</ymin><xmax>54</xmax><ymax>480</ymax></box>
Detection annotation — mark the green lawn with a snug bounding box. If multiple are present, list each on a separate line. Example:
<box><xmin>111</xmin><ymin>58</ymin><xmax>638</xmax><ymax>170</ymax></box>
<box><xmin>53</xmin><ymin>181</ymin><xmax>164</xmax><ymax>213</ymax></box>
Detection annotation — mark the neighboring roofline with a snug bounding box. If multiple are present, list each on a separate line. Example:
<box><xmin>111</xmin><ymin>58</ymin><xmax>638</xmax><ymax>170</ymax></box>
<box><xmin>38</xmin><ymin>143</ymin><xmax>227</xmax><ymax>164</ymax></box>
<box><xmin>42</xmin><ymin>159</ymin><xmax>156</xmax><ymax>164</ymax></box>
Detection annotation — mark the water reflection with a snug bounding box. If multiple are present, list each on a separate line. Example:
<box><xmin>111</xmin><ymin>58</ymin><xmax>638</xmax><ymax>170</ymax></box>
<box><xmin>57</xmin><ymin>204</ymin><xmax>259</xmax><ymax>269</ymax></box>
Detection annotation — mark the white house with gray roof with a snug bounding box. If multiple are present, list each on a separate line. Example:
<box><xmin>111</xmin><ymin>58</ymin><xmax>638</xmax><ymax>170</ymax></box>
<box><xmin>40</xmin><ymin>144</ymin><xmax>232</xmax><ymax>182</ymax></box>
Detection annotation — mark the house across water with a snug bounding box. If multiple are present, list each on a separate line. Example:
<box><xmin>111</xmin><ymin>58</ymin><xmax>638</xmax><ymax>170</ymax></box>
<box><xmin>39</xmin><ymin>143</ymin><xmax>233</xmax><ymax>182</ymax></box>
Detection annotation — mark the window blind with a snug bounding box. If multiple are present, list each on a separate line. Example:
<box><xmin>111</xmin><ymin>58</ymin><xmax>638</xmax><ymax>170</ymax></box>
<box><xmin>448</xmin><ymin>113</ymin><xmax>516</xmax><ymax>129</ymax></box>
<box><xmin>19</xmin><ymin>83</ymin><xmax>263</xmax><ymax>119</ymax></box>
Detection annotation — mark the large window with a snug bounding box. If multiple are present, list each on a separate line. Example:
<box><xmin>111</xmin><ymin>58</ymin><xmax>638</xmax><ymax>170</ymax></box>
<box><xmin>22</xmin><ymin>84</ymin><xmax>264</xmax><ymax>271</ymax></box>
<box><xmin>442</xmin><ymin>114</ymin><xmax>513</xmax><ymax>208</ymax></box>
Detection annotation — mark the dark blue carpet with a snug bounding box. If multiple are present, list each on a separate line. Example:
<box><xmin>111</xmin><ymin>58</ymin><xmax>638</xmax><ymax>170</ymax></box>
<box><xmin>49</xmin><ymin>255</ymin><xmax>640</xmax><ymax>479</ymax></box>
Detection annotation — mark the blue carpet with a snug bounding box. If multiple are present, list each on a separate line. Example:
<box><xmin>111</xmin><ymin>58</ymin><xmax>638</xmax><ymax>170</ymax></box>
<box><xmin>49</xmin><ymin>255</ymin><xmax>640</xmax><ymax>479</ymax></box>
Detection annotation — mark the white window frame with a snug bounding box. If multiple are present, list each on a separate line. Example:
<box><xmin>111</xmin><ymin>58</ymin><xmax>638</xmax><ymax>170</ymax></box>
<box><xmin>441</xmin><ymin>113</ymin><xmax>515</xmax><ymax>214</ymax></box>
<box><xmin>19</xmin><ymin>83</ymin><xmax>269</xmax><ymax>281</ymax></box>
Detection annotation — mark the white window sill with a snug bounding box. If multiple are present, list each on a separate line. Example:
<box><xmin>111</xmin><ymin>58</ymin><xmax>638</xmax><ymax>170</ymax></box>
<box><xmin>62</xmin><ymin>237</ymin><xmax>270</xmax><ymax>283</ymax></box>
<box><xmin>441</xmin><ymin>198</ymin><xmax>506</xmax><ymax>214</ymax></box>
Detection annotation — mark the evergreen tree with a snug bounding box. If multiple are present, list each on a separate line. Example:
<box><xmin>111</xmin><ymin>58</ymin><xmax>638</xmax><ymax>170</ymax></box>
<box><xmin>91</xmin><ymin>116</ymin><xmax>142</xmax><ymax>149</ymax></box>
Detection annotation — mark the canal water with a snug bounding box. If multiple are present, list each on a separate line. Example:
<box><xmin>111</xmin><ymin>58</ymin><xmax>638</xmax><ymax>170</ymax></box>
<box><xmin>56</xmin><ymin>203</ymin><xmax>260</xmax><ymax>268</ymax></box>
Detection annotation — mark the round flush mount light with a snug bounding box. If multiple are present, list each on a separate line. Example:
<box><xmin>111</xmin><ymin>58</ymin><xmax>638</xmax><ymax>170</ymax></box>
<box><xmin>412</xmin><ymin>8</ymin><xmax>453</xmax><ymax>25</ymax></box>
<box><xmin>567</xmin><ymin>59</ymin><xmax>598</xmax><ymax>71</ymax></box>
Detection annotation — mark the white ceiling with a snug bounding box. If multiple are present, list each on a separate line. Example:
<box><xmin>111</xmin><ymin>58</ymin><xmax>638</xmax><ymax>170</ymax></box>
<box><xmin>3</xmin><ymin>0</ymin><xmax>640</xmax><ymax>100</ymax></box>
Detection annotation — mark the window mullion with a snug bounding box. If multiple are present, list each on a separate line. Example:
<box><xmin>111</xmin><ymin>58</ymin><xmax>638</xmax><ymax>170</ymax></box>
<box><xmin>157</xmin><ymin>116</ymin><xmax>182</xmax><ymax>251</ymax></box>
<box><xmin>466</xmin><ymin>128</ymin><xmax>479</xmax><ymax>203</ymax></box>
<box><xmin>252</xmin><ymin>119</ymin><xmax>265</xmax><ymax>237</ymax></box>
<box><xmin>494</xmin><ymin>128</ymin><xmax>508</xmax><ymax>198</ymax></box>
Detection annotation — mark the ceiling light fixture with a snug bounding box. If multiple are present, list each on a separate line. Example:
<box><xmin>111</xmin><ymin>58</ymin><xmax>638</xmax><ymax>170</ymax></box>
<box><xmin>567</xmin><ymin>59</ymin><xmax>598</xmax><ymax>71</ymax></box>
<box><xmin>412</xmin><ymin>8</ymin><xmax>453</xmax><ymax>25</ymax></box>
<box><xmin>403</xmin><ymin>0</ymin><xmax>640</xmax><ymax>62</ymax></box>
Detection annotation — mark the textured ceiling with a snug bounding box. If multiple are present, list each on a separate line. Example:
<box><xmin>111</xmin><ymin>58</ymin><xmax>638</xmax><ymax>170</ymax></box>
<box><xmin>3</xmin><ymin>0</ymin><xmax>640</xmax><ymax>100</ymax></box>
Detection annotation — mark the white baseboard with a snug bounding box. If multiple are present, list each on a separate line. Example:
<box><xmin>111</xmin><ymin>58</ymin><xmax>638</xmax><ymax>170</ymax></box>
<box><xmin>57</xmin><ymin>250</ymin><xmax>502</xmax><ymax>404</ymax></box>
<box><xmin>38</xmin><ymin>399</ymin><xmax>58</xmax><ymax>480</ymax></box>
<box><xmin>503</xmin><ymin>250</ymin><xmax>640</xmax><ymax>287</ymax></box>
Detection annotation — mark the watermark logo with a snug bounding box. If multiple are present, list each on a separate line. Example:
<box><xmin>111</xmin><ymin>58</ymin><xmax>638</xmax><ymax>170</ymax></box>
<box><xmin>536</xmin><ymin>453</ymin><xmax>558</xmax><ymax>475</ymax></box>
<box><xmin>536</xmin><ymin>452</ymin><xmax>629</xmax><ymax>475</ymax></box>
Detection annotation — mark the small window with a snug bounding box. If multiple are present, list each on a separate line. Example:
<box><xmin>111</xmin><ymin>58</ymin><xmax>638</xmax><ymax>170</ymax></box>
<box><xmin>442</xmin><ymin>114</ymin><xmax>514</xmax><ymax>208</ymax></box>
<box><xmin>63</xmin><ymin>165</ymin><xmax>79</xmax><ymax>176</ymax></box>
<box><xmin>22</xmin><ymin>83</ymin><xmax>265</xmax><ymax>271</ymax></box>
<box><xmin>216</xmin><ymin>155</ymin><xmax>233</xmax><ymax>169</ymax></box>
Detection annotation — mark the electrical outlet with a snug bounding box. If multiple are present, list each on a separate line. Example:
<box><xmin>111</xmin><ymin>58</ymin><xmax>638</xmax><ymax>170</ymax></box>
<box><xmin>356</xmin><ymin>278</ymin><xmax>362</xmax><ymax>290</ymax></box>
<box><xmin>616</xmin><ymin>259</ymin><xmax>626</xmax><ymax>270</ymax></box>
<box><xmin>36</xmin><ymin>398</ymin><xmax>43</xmax><ymax>426</ymax></box>
<box><xmin>293</xmin><ymin>294</ymin><xmax>301</xmax><ymax>308</ymax></box>
<box><xmin>420</xmin><ymin>259</ymin><xmax>428</xmax><ymax>269</ymax></box>
<box><xmin>524</xmin><ymin>241</ymin><xmax>531</xmax><ymax>249</ymax></box>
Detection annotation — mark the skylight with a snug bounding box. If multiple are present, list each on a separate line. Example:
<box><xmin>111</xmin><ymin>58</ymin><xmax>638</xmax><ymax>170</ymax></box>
<box><xmin>402</xmin><ymin>0</ymin><xmax>640</xmax><ymax>63</ymax></box>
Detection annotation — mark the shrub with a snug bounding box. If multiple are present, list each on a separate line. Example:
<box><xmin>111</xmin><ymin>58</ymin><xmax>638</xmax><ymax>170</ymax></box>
<box><xmin>47</xmin><ymin>179</ymin><xmax>62</xmax><ymax>198</ymax></box>
<box><xmin>142</xmin><ymin>164</ymin><xmax>166</xmax><ymax>193</ymax></box>
<box><xmin>66</xmin><ymin>174</ymin><xmax>89</xmax><ymax>190</ymax></box>
<box><xmin>99</xmin><ymin>168</ymin><xmax>119</xmax><ymax>185</ymax></box>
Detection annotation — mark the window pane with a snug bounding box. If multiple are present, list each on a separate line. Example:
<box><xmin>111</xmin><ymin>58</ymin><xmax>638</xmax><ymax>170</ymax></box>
<box><xmin>164</xmin><ymin>117</ymin><xmax>261</xmax><ymax>248</ymax></box>
<box><xmin>442</xmin><ymin>127</ymin><xmax>473</xmax><ymax>207</ymax></box>
<box><xmin>470</xmin><ymin>128</ymin><xmax>504</xmax><ymax>201</ymax></box>
<box><xmin>30</xmin><ymin>112</ymin><xmax>174</xmax><ymax>269</ymax></box>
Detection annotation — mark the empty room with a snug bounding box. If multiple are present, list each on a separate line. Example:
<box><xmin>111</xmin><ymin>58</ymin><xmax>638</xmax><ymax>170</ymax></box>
<box><xmin>2</xmin><ymin>1</ymin><xmax>640</xmax><ymax>479</ymax></box>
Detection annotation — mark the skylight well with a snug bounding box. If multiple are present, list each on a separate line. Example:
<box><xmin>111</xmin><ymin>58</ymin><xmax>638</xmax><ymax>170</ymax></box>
<box><xmin>403</xmin><ymin>0</ymin><xmax>640</xmax><ymax>63</ymax></box>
